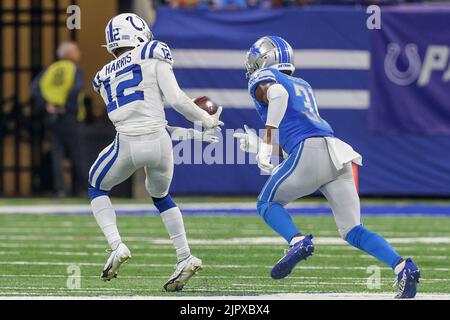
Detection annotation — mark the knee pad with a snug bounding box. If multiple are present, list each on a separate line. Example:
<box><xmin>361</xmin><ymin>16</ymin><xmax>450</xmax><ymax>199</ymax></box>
<box><xmin>152</xmin><ymin>194</ymin><xmax>177</xmax><ymax>213</ymax></box>
<box><xmin>88</xmin><ymin>185</ymin><xmax>109</xmax><ymax>201</ymax></box>
<box><xmin>145</xmin><ymin>177</ymin><xmax>170</xmax><ymax>200</ymax></box>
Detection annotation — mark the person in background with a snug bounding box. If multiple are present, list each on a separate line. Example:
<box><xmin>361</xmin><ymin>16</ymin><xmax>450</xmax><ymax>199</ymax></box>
<box><xmin>31</xmin><ymin>41</ymin><xmax>86</xmax><ymax>198</ymax></box>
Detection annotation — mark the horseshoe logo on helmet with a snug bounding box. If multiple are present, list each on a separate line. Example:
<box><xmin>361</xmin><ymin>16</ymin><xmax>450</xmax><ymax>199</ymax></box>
<box><xmin>126</xmin><ymin>15</ymin><xmax>146</xmax><ymax>31</ymax></box>
<box><xmin>384</xmin><ymin>43</ymin><xmax>422</xmax><ymax>86</ymax></box>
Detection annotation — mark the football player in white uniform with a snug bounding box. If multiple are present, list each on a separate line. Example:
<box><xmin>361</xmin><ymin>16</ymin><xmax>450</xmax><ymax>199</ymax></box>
<box><xmin>89</xmin><ymin>13</ymin><xmax>223</xmax><ymax>291</ymax></box>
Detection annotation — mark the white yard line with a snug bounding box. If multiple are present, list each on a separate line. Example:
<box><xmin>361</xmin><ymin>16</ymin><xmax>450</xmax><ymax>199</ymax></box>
<box><xmin>0</xmin><ymin>228</ymin><xmax>442</xmax><ymax>238</ymax></box>
<box><xmin>0</xmin><ymin>274</ymin><xmax>449</xmax><ymax>282</ymax></box>
<box><xmin>0</xmin><ymin>260</ymin><xmax>448</xmax><ymax>272</ymax></box>
<box><xmin>0</xmin><ymin>293</ymin><xmax>449</xmax><ymax>300</ymax></box>
<box><xmin>0</xmin><ymin>251</ymin><xmax>20</xmax><ymax>255</ymax></box>
<box><xmin>1</xmin><ymin>242</ymin><xmax>448</xmax><ymax>253</ymax></box>
<box><xmin>231</xmin><ymin>282</ymin><xmax>375</xmax><ymax>287</ymax></box>
<box><xmin>0</xmin><ymin>202</ymin><xmax>449</xmax><ymax>216</ymax></box>
<box><xmin>0</xmin><ymin>202</ymin><xmax>301</xmax><ymax>214</ymax></box>
<box><xmin>0</xmin><ymin>250</ymin><xmax>448</xmax><ymax>260</ymax></box>
<box><xmin>1</xmin><ymin>235</ymin><xmax>450</xmax><ymax>245</ymax></box>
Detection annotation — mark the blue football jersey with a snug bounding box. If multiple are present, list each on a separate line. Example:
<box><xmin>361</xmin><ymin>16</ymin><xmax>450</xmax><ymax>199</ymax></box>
<box><xmin>248</xmin><ymin>68</ymin><xmax>334</xmax><ymax>154</ymax></box>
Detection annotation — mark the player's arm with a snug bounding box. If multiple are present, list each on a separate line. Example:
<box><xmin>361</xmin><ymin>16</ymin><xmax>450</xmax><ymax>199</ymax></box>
<box><xmin>156</xmin><ymin>60</ymin><xmax>222</xmax><ymax>129</ymax></box>
<box><xmin>92</xmin><ymin>71</ymin><xmax>102</xmax><ymax>93</ymax></box>
<box><xmin>233</xmin><ymin>125</ymin><xmax>284</xmax><ymax>157</ymax></box>
<box><xmin>255</xmin><ymin>83</ymin><xmax>289</xmax><ymax>158</ymax></box>
<box><xmin>233</xmin><ymin>82</ymin><xmax>289</xmax><ymax>160</ymax></box>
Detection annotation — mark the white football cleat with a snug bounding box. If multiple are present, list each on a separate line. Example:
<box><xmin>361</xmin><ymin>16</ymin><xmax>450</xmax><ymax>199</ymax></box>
<box><xmin>101</xmin><ymin>243</ymin><xmax>131</xmax><ymax>281</ymax></box>
<box><xmin>163</xmin><ymin>255</ymin><xmax>203</xmax><ymax>292</ymax></box>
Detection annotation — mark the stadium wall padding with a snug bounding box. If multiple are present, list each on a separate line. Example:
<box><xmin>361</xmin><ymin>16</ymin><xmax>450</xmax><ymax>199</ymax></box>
<box><xmin>151</xmin><ymin>6</ymin><xmax>450</xmax><ymax>196</ymax></box>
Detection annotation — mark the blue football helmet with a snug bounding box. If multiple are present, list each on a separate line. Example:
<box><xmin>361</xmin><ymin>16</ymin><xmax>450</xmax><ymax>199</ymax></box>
<box><xmin>245</xmin><ymin>36</ymin><xmax>295</xmax><ymax>78</ymax></box>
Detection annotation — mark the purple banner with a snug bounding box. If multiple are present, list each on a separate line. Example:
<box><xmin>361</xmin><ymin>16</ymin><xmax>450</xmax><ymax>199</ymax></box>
<box><xmin>369</xmin><ymin>5</ymin><xmax>450</xmax><ymax>135</ymax></box>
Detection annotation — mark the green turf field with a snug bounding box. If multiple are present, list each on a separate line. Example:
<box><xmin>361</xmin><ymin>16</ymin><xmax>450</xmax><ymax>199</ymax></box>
<box><xmin>0</xmin><ymin>212</ymin><xmax>449</xmax><ymax>298</ymax></box>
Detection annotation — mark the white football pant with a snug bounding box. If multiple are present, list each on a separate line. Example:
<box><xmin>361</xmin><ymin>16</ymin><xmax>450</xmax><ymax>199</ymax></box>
<box><xmin>88</xmin><ymin>129</ymin><xmax>173</xmax><ymax>198</ymax></box>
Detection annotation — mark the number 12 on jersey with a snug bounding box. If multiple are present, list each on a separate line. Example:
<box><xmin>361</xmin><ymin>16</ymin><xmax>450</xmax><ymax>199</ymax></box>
<box><xmin>104</xmin><ymin>64</ymin><xmax>144</xmax><ymax>113</ymax></box>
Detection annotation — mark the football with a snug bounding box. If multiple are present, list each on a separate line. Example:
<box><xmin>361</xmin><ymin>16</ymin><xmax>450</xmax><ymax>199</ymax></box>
<box><xmin>193</xmin><ymin>96</ymin><xmax>219</xmax><ymax>115</ymax></box>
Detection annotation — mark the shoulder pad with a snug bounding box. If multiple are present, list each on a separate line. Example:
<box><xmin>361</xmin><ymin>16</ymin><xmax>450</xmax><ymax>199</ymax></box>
<box><xmin>248</xmin><ymin>68</ymin><xmax>278</xmax><ymax>94</ymax></box>
<box><xmin>140</xmin><ymin>40</ymin><xmax>173</xmax><ymax>65</ymax></box>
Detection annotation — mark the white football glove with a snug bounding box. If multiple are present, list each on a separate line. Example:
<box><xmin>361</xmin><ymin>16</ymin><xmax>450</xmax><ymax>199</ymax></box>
<box><xmin>168</xmin><ymin>126</ymin><xmax>220</xmax><ymax>144</ymax></box>
<box><xmin>233</xmin><ymin>125</ymin><xmax>262</xmax><ymax>154</ymax></box>
<box><xmin>202</xmin><ymin>127</ymin><xmax>221</xmax><ymax>143</ymax></box>
<box><xmin>233</xmin><ymin>125</ymin><xmax>273</xmax><ymax>173</ymax></box>
<box><xmin>201</xmin><ymin>106</ymin><xmax>224</xmax><ymax>129</ymax></box>
<box><xmin>256</xmin><ymin>142</ymin><xmax>274</xmax><ymax>173</ymax></box>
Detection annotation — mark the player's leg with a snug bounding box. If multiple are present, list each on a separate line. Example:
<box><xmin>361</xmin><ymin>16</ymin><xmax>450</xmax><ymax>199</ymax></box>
<box><xmin>257</xmin><ymin>142</ymin><xmax>306</xmax><ymax>244</ymax></box>
<box><xmin>142</xmin><ymin>132</ymin><xmax>191</xmax><ymax>263</ymax></box>
<box><xmin>319</xmin><ymin>164</ymin><xmax>403</xmax><ymax>267</ymax></box>
<box><xmin>142</xmin><ymin>131</ymin><xmax>202</xmax><ymax>291</ymax></box>
<box><xmin>258</xmin><ymin>140</ymin><xmax>322</xmax><ymax>279</ymax></box>
<box><xmin>88</xmin><ymin>134</ymin><xmax>135</xmax><ymax>281</ymax></box>
<box><xmin>319</xmin><ymin>163</ymin><xmax>420</xmax><ymax>298</ymax></box>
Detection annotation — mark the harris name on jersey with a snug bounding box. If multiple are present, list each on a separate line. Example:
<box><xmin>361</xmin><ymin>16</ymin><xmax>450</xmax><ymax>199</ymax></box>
<box><xmin>105</xmin><ymin>52</ymin><xmax>132</xmax><ymax>76</ymax></box>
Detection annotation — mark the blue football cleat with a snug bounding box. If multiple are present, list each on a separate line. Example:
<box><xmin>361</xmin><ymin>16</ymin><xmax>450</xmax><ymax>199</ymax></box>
<box><xmin>394</xmin><ymin>258</ymin><xmax>420</xmax><ymax>299</ymax></box>
<box><xmin>271</xmin><ymin>235</ymin><xmax>314</xmax><ymax>280</ymax></box>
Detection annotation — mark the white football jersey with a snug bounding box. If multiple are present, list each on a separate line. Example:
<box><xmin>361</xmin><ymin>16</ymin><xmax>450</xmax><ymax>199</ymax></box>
<box><xmin>92</xmin><ymin>40</ymin><xmax>174</xmax><ymax>136</ymax></box>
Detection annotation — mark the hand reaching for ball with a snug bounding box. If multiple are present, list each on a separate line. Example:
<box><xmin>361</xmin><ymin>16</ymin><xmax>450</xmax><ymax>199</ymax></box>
<box><xmin>193</xmin><ymin>96</ymin><xmax>224</xmax><ymax>128</ymax></box>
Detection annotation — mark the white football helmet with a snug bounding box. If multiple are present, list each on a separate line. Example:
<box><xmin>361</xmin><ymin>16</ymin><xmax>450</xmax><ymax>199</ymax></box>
<box><xmin>104</xmin><ymin>13</ymin><xmax>153</xmax><ymax>57</ymax></box>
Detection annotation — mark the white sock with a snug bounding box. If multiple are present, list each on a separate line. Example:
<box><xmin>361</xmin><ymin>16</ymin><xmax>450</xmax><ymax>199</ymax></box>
<box><xmin>160</xmin><ymin>207</ymin><xmax>191</xmax><ymax>262</ymax></box>
<box><xmin>91</xmin><ymin>196</ymin><xmax>122</xmax><ymax>251</ymax></box>
<box><xmin>395</xmin><ymin>260</ymin><xmax>406</xmax><ymax>274</ymax></box>
<box><xmin>290</xmin><ymin>235</ymin><xmax>305</xmax><ymax>246</ymax></box>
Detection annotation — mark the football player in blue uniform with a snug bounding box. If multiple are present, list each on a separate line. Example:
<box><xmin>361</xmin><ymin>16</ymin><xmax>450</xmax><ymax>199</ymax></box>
<box><xmin>234</xmin><ymin>36</ymin><xmax>420</xmax><ymax>298</ymax></box>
